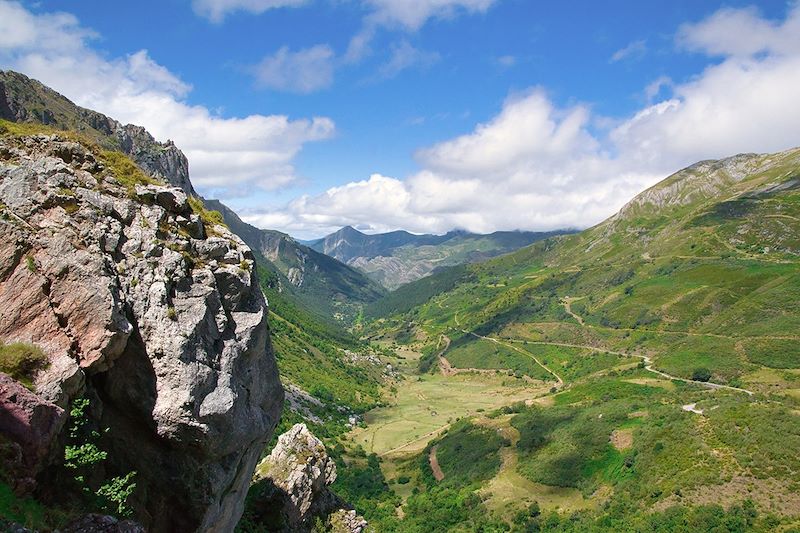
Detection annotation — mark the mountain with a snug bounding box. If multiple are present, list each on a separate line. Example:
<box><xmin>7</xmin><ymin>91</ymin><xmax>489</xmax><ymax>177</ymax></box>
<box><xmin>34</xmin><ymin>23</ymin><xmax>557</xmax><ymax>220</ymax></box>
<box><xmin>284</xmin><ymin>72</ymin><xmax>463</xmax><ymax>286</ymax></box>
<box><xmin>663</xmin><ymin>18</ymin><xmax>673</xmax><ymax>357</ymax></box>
<box><xmin>204</xmin><ymin>200</ymin><xmax>385</xmax><ymax>322</ymax></box>
<box><xmin>0</xmin><ymin>70</ymin><xmax>196</xmax><ymax>196</ymax></box>
<box><xmin>309</xmin><ymin>225</ymin><xmax>568</xmax><ymax>290</ymax></box>
<box><xmin>353</xmin><ymin>146</ymin><xmax>800</xmax><ymax>531</ymax></box>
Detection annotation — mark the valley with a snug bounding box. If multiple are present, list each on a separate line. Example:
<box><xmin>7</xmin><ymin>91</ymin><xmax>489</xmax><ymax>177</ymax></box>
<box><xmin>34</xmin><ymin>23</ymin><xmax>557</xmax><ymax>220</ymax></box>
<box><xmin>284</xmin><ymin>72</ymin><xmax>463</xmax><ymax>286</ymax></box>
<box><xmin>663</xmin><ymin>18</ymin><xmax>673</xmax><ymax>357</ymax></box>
<box><xmin>2</xmin><ymin>54</ymin><xmax>800</xmax><ymax>532</ymax></box>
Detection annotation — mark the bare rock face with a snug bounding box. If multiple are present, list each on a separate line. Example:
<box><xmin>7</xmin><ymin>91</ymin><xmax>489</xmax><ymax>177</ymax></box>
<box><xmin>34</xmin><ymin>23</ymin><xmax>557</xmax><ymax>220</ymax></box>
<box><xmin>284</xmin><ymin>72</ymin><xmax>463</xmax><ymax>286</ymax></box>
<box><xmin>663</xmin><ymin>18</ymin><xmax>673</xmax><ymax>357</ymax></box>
<box><xmin>0</xmin><ymin>133</ymin><xmax>283</xmax><ymax>532</ymax></box>
<box><xmin>251</xmin><ymin>423</ymin><xmax>367</xmax><ymax>533</ymax></box>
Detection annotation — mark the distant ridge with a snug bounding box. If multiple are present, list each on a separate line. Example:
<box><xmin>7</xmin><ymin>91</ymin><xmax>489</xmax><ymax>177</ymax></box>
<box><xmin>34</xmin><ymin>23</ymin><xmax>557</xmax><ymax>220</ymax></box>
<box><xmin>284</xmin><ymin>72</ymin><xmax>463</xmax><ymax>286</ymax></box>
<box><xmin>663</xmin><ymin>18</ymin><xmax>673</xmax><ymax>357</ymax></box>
<box><xmin>309</xmin><ymin>225</ymin><xmax>571</xmax><ymax>289</ymax></box>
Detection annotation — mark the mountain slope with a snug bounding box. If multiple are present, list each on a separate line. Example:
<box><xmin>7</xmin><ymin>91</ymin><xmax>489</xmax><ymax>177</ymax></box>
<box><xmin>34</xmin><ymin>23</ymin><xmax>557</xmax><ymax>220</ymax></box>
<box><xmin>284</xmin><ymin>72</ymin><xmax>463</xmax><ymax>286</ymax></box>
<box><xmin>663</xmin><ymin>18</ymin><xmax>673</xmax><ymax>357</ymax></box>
<box><xmin>352</xmin><ymin>147</ymin><xmax>800</xmax><ymax>531</ymax></box>
<box><xmin>310</xmin><ymin>225</ymin><xmax>567</xmax><ymax>289</ymax></box>
<box><xmin>0</xmin><ymin>70</ymin><xmax>196</xmax><ymax>195</ymax></box>
<box><xmin>205</xmin><ymin>200</ymin><xmax>385</xmax><ymax>322</ymax></box>
<box><xmin>373</xmin><ymin>146</ymin><xmax>800</xmax><ymax>382</ymax></box>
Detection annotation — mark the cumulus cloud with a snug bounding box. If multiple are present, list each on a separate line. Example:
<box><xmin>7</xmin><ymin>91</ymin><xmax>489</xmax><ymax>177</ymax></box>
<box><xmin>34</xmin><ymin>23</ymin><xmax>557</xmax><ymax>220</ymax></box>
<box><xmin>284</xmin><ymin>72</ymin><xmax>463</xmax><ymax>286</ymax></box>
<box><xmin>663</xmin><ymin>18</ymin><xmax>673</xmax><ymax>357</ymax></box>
<box><xmin>677</xmin><ymin>5</ymin><xmax>800</xmax><ymax>57</ymax></box>
<box><xmin>251</xmin><ymin>45</ymin><xmax>335</xmax><ymax>93</ymax></box>
<box><xmin>0</xmin><ymin>1</ymin><xmax>334</xmax><ymax>193</ymax></box>
<box><xmin>251</xmin><ymin>3</ymin><xmax>800</xmax><ymax>238</ymax></box>
<box><xmin>192</xmin><ymin>0</ymin><xmax>307</xmax><ymax>23</ymax></box>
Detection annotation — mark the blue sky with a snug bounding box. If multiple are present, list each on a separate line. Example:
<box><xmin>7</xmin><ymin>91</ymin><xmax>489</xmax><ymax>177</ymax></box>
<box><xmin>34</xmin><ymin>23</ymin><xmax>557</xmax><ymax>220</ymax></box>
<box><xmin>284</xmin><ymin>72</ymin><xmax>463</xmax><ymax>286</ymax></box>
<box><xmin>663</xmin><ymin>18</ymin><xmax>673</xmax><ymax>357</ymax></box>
<box><xmin>1</xmin><ymin>0</ymin><xmax>799</xmax><ymax>238</ymax></box>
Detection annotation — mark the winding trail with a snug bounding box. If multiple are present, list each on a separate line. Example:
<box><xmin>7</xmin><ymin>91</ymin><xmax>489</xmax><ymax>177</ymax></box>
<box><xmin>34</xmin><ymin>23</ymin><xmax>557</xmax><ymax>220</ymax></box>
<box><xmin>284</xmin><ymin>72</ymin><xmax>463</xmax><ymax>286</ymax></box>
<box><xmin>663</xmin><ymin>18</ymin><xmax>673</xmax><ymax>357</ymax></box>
<box><xmin>464</xmin><ymin>331</ymin><xmax>565</xmax><ymax>386</ymax></box>
<box><xmin>451</xmin><ymin>303</ymin><xmax>753</xmax><ymax>395</ymax></box>
<box><xmin>561</xmin><ymin>296</ymin><xmax>585</xmax><ymax>325</ymax></box>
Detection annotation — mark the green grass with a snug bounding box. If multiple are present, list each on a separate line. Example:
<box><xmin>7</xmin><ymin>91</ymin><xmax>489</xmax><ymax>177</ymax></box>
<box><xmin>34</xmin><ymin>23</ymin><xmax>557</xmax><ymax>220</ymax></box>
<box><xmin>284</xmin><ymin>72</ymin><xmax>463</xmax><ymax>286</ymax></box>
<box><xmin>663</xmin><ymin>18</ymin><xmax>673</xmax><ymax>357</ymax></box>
<box><xmin>742</xmin><ymin>338</ymin><xmax>800</xmax><ymax>369</ymax></box>
<box><xmin>444</xmin><ymin>336</ymin><xmax>554</xmax><ymax>381</ymax></box>
<box><xmin>98</xmin><ymin>150</ymin><xmax>158</xmax><ymax>193</ymax></box>
<box><xmin>348</xmin><ymin>371</ymin><xmax>546</xmax><ymax>456</ymax></box>
<box><xmin>187</xmin><ymin>196</ymin><xmax>225</xmax><ymax>229</ymax></box>
<box><xmin>425</xmin><ymin>420</ymin><xmax>509</xmax><ymax>487</ymax></box>
<box><xmin>0</xmin><ymin>340</ymin><xmax>48</xmax><ymax>388</ymax></box>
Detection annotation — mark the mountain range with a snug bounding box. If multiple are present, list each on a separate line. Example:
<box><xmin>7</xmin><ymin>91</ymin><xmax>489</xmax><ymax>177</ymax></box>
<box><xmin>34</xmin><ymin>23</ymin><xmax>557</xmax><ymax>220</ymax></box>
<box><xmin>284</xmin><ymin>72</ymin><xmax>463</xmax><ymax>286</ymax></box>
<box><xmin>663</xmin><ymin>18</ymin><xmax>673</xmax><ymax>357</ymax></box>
<box><xmin>2</xmin><ymin>69</ymin><xmax>800</xmax><ymax>532</ymax></box>
<box><xmin>308</xmin><ymin>225</ymin><xmax>568</xmax><ymax>289</ymax></box>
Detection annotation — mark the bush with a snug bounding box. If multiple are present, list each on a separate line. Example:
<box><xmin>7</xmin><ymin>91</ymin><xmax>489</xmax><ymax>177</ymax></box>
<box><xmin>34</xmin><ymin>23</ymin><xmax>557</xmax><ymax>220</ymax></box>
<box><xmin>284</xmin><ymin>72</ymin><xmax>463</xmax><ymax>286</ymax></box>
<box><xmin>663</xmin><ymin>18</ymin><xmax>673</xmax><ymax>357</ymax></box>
<box><xmin>0</xmin><ymin>341</ymin><xmax>48</xmax><ymax>387</ymax></box>
<box><xmin>692</xmin><ymin>367</ymin><xmax>712</xmax><ymax>382</ymax></box>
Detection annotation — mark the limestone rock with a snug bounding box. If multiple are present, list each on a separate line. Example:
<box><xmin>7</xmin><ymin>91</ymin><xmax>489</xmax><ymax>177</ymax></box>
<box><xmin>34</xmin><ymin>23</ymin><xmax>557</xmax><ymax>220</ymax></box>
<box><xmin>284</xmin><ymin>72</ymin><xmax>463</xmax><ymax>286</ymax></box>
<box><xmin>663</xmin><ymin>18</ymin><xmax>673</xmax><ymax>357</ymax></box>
<box><xmin>0</xmin><ymin>133</ymin><xmax>283</xmax><ymax>532</ymax></box>
<box><xmin>252</xmin><ymin>423</ymin><xmax>367</xmax><ymax>532</ymax></box>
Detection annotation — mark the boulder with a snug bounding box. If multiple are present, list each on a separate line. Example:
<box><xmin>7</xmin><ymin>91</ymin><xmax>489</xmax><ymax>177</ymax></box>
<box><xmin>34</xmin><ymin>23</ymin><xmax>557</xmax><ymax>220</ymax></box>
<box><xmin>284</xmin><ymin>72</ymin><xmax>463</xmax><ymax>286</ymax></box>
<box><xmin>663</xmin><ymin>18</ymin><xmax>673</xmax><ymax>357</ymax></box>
<box><xmin>252</xmin><ymin>424</ymin><xmax>367</xmax><ymax>533</ymax></box>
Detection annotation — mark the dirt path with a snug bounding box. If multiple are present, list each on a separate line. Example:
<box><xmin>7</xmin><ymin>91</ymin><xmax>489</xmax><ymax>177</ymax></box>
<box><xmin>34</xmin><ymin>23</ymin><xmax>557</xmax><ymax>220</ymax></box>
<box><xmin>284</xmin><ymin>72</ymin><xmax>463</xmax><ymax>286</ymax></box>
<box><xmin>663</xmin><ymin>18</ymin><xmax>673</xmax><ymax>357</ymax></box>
<box><xmin>529</xmin><ymin>339</ymin><xmax>751</xmax><ymax>395</ymax></box>
<box><xmin>381</xmin><ymin>425</ymin><xmax>450</xmax><ymax>456</ymax></box>
<box><xmin>465</xmin><ymin>331</ymin><xmax>565</xmax><ymax>386</ymax></box>
<box><xmin>460</xmin><ymin>331</ymin><xmax>753</xmax><ymax>396</ymax></box>
<box><xmin>561</xmin><ymin>296</ymin><xmax>585</xmax><ymax>325</ymax></box>
<box><xmin>429</xmin><ymin>446</ymin><xmax>445</xmax><ymax>481</ymax></box>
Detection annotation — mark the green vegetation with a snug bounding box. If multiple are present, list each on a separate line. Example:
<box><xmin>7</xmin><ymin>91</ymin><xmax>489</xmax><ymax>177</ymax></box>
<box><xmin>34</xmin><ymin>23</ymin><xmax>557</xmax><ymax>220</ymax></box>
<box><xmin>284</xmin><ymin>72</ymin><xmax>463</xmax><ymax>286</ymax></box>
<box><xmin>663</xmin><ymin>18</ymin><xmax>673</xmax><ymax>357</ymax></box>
<box><xmin>424</xmin><ymin>420</ymin><xmax>508</xmax><ymax>487</ymax></box>
<box><xmin>340</xmin><ymin>148</ymin><xmax>800</xmax><ymax>531</ymax></box>
<box><xmin>366</xmin><ymin>265</ymin><xmax>475</xmax><ymax>317</ymax></box>
<box><xmin>98</xmin><ymin>150</ymin><xmax>158</xmax><ymax>193</ymax></box>
<box><xmin>0</xmin><ymin>340</ymin><xmax>47</xmax><ymax>388</ymax></box>
<box><xmin>444</xmin><ymin>335</ymin><xmax>554</xmax><ymax>381</ymax></box>
<box><xmin>187</xmin><ymin>195</ymin><xmax>225</xmax><ymax>230</ymax></box>
<box><xmin>63</xmin><ymin>398</ymin><xmax>137</xmax><ymax>518</ymax></box>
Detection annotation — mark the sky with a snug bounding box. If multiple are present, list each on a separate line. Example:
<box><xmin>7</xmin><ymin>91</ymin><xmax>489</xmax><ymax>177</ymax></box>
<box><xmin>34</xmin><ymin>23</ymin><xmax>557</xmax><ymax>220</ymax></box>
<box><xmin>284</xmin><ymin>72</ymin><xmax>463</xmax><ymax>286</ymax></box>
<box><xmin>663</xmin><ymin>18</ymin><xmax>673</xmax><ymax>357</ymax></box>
<box><xmin>1</xmin><ymin>0</ymin><xmax>799</xmax><ymax>239</ymax></box>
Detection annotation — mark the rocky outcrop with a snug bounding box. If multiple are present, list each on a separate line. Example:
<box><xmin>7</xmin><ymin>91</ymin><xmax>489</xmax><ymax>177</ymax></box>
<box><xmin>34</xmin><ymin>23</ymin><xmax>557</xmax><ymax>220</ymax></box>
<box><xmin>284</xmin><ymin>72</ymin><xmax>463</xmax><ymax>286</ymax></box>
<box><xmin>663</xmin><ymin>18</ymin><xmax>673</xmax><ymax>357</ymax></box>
<box><xmin>0</xmin><ymin>132</ymin><xmax>283</xmax><ymax>531</ymax></box>
<box><xmin>249</xmin><ymin>424</ymin><xmax>367</xmax><ymax>532</ymax></box>
<box><xmin>0</xmin><ymin>70</ymin><xmax>196</xmax><ymax>196</ymax></box>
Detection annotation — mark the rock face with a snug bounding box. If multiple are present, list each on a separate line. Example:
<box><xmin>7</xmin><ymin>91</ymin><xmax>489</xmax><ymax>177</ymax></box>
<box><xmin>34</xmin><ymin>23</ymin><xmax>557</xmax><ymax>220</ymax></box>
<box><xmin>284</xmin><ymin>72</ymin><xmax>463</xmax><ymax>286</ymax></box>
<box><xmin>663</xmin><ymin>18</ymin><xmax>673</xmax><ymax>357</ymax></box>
<box><xmin>251</xmin><ymin>424</ymin><xmax>367</xmax><ymax>532</ymax></box>
<box><xmin>0</xmin><ymin>132</ymin><xmax>283</xmax><ymax>531</ymax></box>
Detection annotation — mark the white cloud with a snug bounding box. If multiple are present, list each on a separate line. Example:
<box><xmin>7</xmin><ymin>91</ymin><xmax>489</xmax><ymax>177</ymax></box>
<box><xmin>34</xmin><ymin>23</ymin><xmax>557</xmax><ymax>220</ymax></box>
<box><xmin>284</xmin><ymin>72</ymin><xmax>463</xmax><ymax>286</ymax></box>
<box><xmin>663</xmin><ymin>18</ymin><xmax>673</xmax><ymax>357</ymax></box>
<box><xmin>345</xmin><ymin>0</ymin><xmax>497</xmax><ymax>62</ymax></box>
<box><xmin>377</xmin><ymin>40</ymin><xmax>440</xmax><ymax>79</ymax></box>
<box><xmin>192</xmin><ymin>0</ymin><xmax>307</xmax><ymax>23</ymax></box>
<box><xmin>0</xmin><ymin>1</ymin><xmax>334</xmax><ymax>193</ymax></box>
<box><xmin>677</xmin><ymin>5</ymin><xmax>800</xmax><ymax>58</ymax></box>
<box><xmin>251</xmin><ymin>45</ymin><xmax>335</xmax><ymax>93</ymax></box>
<box><xmin>610</xmin><ymin>39</ymin><xmax>647</xmax><ymax>63</ymax></box>
<box><xmin>254</xmin><ymin>4</ymin><xmax>800</xmax><ymax>238</ymax></box>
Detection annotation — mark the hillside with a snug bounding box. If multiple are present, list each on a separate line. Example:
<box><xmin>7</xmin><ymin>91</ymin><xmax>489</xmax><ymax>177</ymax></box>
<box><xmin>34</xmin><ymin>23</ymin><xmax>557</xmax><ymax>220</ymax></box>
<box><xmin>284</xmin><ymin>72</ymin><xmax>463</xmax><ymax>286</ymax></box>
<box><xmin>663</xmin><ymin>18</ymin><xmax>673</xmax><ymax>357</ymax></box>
<box><xmin>309</xmin><ymin>225</ymin><xmax>565</xmax><ymax>290</ymax></box>
<box><xmin>0</xmin><ymin>70</ymin><xmax>196</xmax><ymax>196</ymax></box>
<box><xmin>343</xmin><ymin>147</ymin><xmax>800</xmax><ymax>531</ymax></box>
<box><xmin>205</xmin><ymin>200</ymin><xmax>385</xmax><ymax>322</ymax></box>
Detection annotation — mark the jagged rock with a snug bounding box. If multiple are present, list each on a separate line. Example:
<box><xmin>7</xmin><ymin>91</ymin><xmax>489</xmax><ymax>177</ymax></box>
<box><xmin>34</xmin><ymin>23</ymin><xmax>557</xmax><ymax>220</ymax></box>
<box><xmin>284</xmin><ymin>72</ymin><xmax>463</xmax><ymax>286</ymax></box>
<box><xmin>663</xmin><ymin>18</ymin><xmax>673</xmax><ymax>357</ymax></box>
<box><xmin>0</xmin><ymin>133</ymin><xmax>283</xmax><ymax>532</ymax></box>
<box><xmin>0</xmin><ymin>373</ymin><xmax>66</xmax><ymax>491</ymax></box>
<box><xmin>251</xmin><ymin>423</ymin><xmax>367</xmax><ymax>533</ymax></box>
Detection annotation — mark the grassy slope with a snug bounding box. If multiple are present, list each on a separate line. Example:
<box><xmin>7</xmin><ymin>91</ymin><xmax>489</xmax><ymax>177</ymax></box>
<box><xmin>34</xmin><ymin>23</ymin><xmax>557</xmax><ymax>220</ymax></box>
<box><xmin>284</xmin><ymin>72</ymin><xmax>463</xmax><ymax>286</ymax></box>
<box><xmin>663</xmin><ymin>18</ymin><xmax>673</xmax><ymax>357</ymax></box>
<box><xmin>348</xmin><ymin>148</ymin><xmax>800</xmax><ymax>531</ymax></box>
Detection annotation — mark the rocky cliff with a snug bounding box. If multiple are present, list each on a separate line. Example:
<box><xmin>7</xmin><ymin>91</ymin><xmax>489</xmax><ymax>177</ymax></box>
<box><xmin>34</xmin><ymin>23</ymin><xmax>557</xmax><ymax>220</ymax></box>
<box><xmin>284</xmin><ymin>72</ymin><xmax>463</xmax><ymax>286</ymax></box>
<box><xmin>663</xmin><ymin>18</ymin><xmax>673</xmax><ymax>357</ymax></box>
<box><xmin>0</xmin><ymin>126</ymin><xmax>283</xmax><ymax>530</ymax></box>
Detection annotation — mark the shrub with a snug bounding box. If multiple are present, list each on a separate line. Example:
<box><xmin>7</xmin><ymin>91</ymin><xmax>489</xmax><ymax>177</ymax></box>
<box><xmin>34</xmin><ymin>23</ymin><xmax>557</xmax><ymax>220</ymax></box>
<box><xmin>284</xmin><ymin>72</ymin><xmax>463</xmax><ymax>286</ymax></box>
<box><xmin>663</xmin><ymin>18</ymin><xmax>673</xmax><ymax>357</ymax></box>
<box><xmin>692</xmin><ymin>367</ymin><xmax>712</xmax><ymax>382</ymax></box>
<box><xmin>0</xmin><ymin>341</ymin><xmax>48</xmax><ymax>387</ymax></box>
